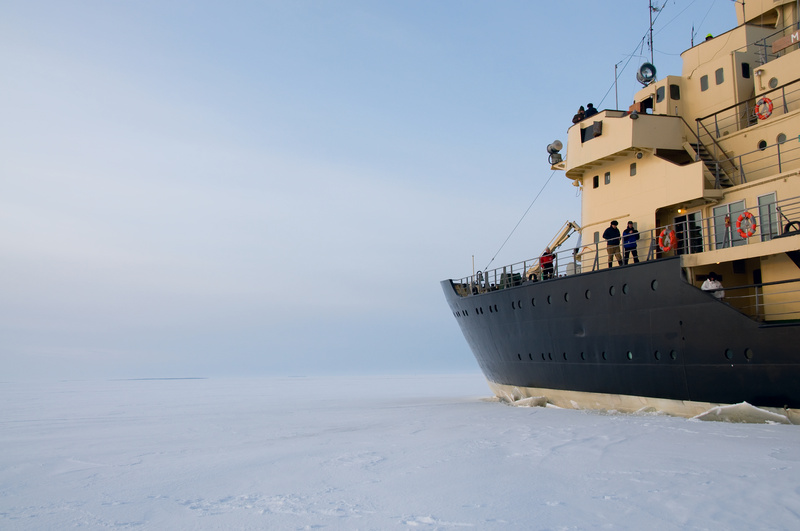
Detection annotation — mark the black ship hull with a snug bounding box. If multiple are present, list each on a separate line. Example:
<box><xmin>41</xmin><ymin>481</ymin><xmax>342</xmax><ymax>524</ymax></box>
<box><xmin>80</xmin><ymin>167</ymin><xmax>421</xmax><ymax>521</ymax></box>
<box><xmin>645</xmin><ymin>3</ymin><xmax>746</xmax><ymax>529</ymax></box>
<box><xmin>442</xmin><ymin>258</ymin><xmax>800</xmax><ymax>409</ymax></box>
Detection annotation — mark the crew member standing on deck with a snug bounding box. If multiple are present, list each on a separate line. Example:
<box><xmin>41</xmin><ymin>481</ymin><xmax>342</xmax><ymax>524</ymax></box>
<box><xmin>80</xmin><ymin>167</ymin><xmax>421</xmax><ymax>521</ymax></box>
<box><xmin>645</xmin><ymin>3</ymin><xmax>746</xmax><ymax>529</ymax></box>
<box><xmin>603</xmin><ymin>220</ymin><xmax>623</xmax><ymax>268</ymax></box>
<box><xmin>622</xmin><ymin>221</ymin><xmax>640</xmax><ymax>264</ymax></box>
<box><xmin>540</xmin><ymin>246</ymin><xmax>555</xmax><ymax>280</ymax></box>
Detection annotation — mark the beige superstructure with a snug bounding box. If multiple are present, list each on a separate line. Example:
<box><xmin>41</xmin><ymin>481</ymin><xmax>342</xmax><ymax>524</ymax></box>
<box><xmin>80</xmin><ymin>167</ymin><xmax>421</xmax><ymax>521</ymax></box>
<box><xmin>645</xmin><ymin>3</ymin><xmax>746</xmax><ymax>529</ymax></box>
<box><xmin>553</xmin><ymin>0</ymin><xmax>800</xmax><ymax>322</ymax></box>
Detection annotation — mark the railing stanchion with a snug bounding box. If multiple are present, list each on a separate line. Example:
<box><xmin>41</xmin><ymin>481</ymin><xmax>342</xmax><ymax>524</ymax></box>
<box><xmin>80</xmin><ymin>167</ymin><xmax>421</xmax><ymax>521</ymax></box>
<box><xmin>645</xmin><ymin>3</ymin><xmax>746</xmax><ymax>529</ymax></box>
<box><xmin>695</xmin><ymin>122</ymin><xmax>701</xmax><ymax>161</ymax></box>
<box><xmin>755</xmin><ymin>285</ymin><xmax>761</xmax><ymax>320</ymax></box>
<box><xmin>739</xmin><ymin>155</ymin><xmax>746</xmax><ymax>183</ymax></box>
<box><xmin>782</xmin><ymin>86</ymin><xmax>788</xmax><ymax>113</ymax></box>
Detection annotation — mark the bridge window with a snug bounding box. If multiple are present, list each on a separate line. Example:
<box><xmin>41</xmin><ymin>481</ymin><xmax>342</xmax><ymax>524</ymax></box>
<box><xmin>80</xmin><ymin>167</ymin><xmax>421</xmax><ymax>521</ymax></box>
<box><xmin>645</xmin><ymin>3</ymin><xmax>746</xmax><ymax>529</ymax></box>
<box><xmin>604</xmin><ymin>172</ymin><xmax>611</xmax><ymax>185</ymax></box>
<box><xmin>656</xmin><ymin>86</ymin><xmax>665</xmax><ymax>103</ymax></box>
<box><xmin>700</xmin><ymin>75</ymin><xmax>709</xmax><ymax>91</ymax></box>
<box><xmin>670</xmin><ymin>84</ymin><xmax>680</xmax><ymax>100</ymax></box>
<box><xmin>593</xmin><ymin>175</ymin><xmax>599</xmax><ymax>188</ymax></box>
<box><xmin>630</xmin><ymin>163</ymin><xmax>637</xmax><ymax>176</ymax></box>
<box><xmin>715</xmin><ymin>68</ymin><xmax>724</xmax><ymax>85</ymax></box>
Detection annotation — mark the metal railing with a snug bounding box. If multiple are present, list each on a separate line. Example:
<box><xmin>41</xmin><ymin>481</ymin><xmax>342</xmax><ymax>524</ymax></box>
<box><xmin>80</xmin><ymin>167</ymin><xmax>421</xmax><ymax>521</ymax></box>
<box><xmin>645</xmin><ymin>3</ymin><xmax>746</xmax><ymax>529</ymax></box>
<box><xmin>690</xmin><ymin>131</ymin><xmax>800</xmax><ymax>188</ymax></box>
<box><xmin>745</xmin><ymin>23</ymin><xmax>800</xmax><ymax>65</ymax></box>
<box><xmin>452</xmin><ymin>195</ymin><xmax>800</xmax><ymax>302</ymax></box>
<box><xmin>713</xmin><ymin>278</ymin><xmax>800</xmax><ymax>322</ymax></box>
<box><xmin>696</xmin><ymin>77</ymin><xmax>800</xmax><ymax>144</ymax></box>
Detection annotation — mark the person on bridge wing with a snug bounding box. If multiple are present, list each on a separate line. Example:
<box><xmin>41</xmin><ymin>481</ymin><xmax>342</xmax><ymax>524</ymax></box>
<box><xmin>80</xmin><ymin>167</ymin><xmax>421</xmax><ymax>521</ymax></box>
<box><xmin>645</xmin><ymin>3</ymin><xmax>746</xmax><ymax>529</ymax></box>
<box><xmin>572</xmin><ymin>106</ymin><xmax>585</xmax><ymax>124</ymax></box>
<box><xmin>603</xmin><ymin>220</ymin><xmax>623</xmax><ymax>268</ymax></box>
<box><xmin>540</xmin><ymin>246</ymin><xmax>555</xmax><ymax>280</ymax></box>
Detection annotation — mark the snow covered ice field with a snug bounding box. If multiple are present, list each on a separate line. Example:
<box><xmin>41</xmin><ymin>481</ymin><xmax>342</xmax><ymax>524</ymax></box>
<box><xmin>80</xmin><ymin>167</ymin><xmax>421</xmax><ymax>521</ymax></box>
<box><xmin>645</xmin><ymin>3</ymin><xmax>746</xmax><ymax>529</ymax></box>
<box><xmin>1</xmin><ymin>374</ymin><xmax>799</xmax><ymax>530</ymax></box>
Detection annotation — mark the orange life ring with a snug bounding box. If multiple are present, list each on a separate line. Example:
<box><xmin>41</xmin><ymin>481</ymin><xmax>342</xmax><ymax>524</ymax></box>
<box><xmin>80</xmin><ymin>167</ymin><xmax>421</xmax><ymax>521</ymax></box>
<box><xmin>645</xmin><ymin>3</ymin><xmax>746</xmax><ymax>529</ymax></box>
<box><xmin>755</xmin><ymin>97</ymin><xmax>773</xmax><ymax>120</ymax></box>
<box><xmin>736</xmin><ymin>211</ymin><xmax>757</xmax><ymax>238</ymax></box>
<box><xmin>658</xmin><ymin>228</ymin><xmax>676</xmax><ymax>252</ymax></box>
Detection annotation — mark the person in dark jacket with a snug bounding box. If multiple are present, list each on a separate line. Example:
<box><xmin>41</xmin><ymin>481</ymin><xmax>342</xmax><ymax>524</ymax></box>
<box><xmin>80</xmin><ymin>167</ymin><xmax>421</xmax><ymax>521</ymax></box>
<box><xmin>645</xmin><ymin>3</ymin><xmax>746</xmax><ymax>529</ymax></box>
<box><xmin>572</xmin><ymin>106</ymin><xmax>585</xmax><ymax>124</ymax></box>
<box><xmin>584</xmin><ymin>103</ymin><xmax>598</xmax><ymax>118</ymax></box>
<box><xmin>622</xmin><ymin>221</ymin><xmax>640</xmax><ymax>264</ymax></box>
<box><xmin>602</xmin><ymin>220</ymin><xmax>622</xmax><ymax>268</ymax></box>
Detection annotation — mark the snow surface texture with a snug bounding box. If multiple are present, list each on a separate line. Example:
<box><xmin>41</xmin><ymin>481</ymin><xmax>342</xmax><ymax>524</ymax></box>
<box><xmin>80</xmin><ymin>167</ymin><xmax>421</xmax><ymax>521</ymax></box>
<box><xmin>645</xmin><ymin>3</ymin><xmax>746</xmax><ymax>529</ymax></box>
<box><xmin>2</xmin><ymin>375</ymin><xmax>799</xmax><ymax>530</ymax></box>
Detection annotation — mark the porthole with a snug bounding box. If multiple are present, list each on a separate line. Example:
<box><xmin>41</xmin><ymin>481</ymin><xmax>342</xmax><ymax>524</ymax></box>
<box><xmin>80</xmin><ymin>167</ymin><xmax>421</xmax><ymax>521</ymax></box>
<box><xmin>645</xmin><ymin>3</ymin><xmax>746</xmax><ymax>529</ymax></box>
<box><xmin>602</xmin><ymin>351</ymin><xmax>607</xmax><ymax>360</ymax></box>
<box><xmin>758</xmin><ymin>140</ymin><xmax>767</xmax><ymax>151</ymax></box>
<box><xmin>745</xmin><ymin>348</ymin><xmax>754</xmax><ymax>360</ymax></box>
<box><xmin>542</xmin><ymin>353</ymin><xmax>546</xmax><ymax>361</ymax></box>
<box><xmin>651</xmin><ymin>280</ymin><xmax>659</xmax><ymax>291</ymax></box>
<box><xmin>548</xmin><ymin>352</ymin><xmax>553</xmax><ymax>360</ymax></box>
<box><xmin>585</xmin><ymin>289</ymin><xmax>592</xmax><ymax>299</ymax></box>
<box><xmin>480</xmin><ymin>307</ymin><xmax>484</xmax><ymax>314</ymax></box>
<box><xmin>547</xmin><ymin>295</ymin><xmax>552</xmax><ymax>304</ymax></box>
<box><xmin>531</xmin><ymin>298</ymin><xmax>536</xmax><ymax>307</ymax></box>
<box><xmin>489</xmin><ymin>306</ymin><xmax>493</xmax><ymax>313</ymax></box>
<box><xmin>670</xmin><ymin>350</ymin><xmax>677</xmax><ymax>360</ymax></box>
<box><xmin>769</xmin><ymin>77</ymin><xmax>778</xmax><ymax>89</ymax></box>
<box><xmin>564</xmin><ymin>292</ymin><xmax>570</xmax><ymax>302</ymax></box>
<box><xmin>580</xmin><ymin>352</ymin><xmax>586</xmax><ymax>360</ymax></box>
<box><xmin>622</xmin><ymin>284</ymin><xmax>629</xmax><ymax>294</ymax></box>
<box><xmin>512</xmin><ymin>301</ymin><xmax>515</xmax><ymax>310</ymax></box>
<box><xmin>518</xmin><ymin>353</ymin><xmax>522</xmax><ymax>360</ymax></box>
<box><xmin>725</xmin><ymin>349</ymin><xmax>733</xmax><ymax>360</ymax></box>
<box><xmin>627</xmin><ymin>351</ymin><xmax>633</xmax><ymax>360</ymax></box>
<box><xmin>517</xmin><ymin>300</ymin><xmax>521</xmax><ymax>309</ymax></box>
<box><xmin>777</xmin><ymin>133</ymin><xmax>787</xmax><ymax>144</ymax></box>
<box><xmin>563</xmin><ymin>352</ymin><xmax>568</xmax><ymax>360</ymax></box>
<box><xmin>654</xmin><ymin>350</ymin><xmax>661</xmax><ymax>360</ymax></box>
<box><xmin>609</xmin><ymin>285</ymin><xmax>616</xmax><ymax>296</ymax></box>
<box><xmin>529</xmin><ymin>353</ymin><xmax>533</xmax><ymax>360</ymax></box>
<box><xmin>494</xmin><ymin>305</ymin><xmax>498</xmax><ymax>312</ymax></box>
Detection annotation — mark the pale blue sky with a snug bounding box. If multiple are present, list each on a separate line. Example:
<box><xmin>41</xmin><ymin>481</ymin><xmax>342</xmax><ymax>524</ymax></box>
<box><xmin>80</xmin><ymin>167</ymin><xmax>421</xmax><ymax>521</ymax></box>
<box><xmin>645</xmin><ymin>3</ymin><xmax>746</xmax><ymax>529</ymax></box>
<box><xmin>1</xmin><ymin>1</ymin><xmax>737</xmax><ymax>379</ymax></box>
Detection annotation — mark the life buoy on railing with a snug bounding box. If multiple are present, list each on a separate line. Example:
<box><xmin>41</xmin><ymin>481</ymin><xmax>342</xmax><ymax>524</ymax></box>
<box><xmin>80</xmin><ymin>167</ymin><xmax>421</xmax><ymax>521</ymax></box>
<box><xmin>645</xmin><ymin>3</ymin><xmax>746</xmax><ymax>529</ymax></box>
<box><xmin>736</xmin><ymin>211</ymin><xmax>757</xmax><ymax>238</ymax></box>
<box><xmin>755</xmin><ymin>97</ymin><xmax>773</xmax><ymax>120</ymax></box>
<box><xmin>658</xmin><ymin>228</ymin><xmax>676</xmax><ymax>252</ymax></box>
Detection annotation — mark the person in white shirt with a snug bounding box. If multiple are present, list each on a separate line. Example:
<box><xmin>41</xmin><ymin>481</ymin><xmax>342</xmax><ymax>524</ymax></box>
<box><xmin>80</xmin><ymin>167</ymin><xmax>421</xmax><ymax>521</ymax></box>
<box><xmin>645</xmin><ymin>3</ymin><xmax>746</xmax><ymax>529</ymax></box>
<box><xmin>701</xmin><ymin>271</ymin><xmax>725</xmax><ymax>299</ymax></box>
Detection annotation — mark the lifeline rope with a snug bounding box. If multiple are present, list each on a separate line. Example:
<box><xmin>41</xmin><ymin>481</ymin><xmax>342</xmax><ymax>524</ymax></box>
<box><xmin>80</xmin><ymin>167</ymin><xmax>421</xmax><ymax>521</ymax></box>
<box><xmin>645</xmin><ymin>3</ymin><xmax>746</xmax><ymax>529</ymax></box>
<box><xmin>482</xmin><ymin>169</ymin><xmax>556</xmax><ymax>272</ymax></box>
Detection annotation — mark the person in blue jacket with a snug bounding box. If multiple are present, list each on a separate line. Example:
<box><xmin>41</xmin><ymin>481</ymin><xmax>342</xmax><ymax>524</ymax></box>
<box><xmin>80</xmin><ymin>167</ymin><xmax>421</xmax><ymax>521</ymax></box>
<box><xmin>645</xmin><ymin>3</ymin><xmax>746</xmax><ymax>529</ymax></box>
<box><xmin>622</xmin><ymin>221</ymin><xmax>640</xmax><ymax>264</ymax></box>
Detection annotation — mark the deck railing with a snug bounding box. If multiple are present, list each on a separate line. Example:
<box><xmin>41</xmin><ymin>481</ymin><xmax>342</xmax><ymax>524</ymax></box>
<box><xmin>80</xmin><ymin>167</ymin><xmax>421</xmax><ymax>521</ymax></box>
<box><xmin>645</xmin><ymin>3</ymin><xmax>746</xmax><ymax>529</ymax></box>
<box><xmin>453</xmin><ymin>195</ymin><xmax>800</xmax><ymax>305</ymax></box>
<box><xmin>692</xmin><ymin>117</ymin><xmax>800</xmax><ymax>188</ymax></box>
<box><xmin>717</xmin><ymin>278</ymin><xmax>800</xmax><ymax>322</ymax></box>
<box><xmin>696</xmin><ymin>77</ymin><xmax>800</xmax><ymax>145</ymax></box>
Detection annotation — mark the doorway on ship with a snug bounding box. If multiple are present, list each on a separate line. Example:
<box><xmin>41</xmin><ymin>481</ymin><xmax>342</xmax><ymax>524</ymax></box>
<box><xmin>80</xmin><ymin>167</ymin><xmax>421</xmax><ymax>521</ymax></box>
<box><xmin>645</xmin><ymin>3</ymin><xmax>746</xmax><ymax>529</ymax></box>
<box><xmin>673</xmin><ymin>211</ymin><xmax>703</xmax><ymax>255</ymax></box>
<box><xmin>713</xmin><ymin>200</ymin><xmax>746</xmax><ymax>249</ymax></box>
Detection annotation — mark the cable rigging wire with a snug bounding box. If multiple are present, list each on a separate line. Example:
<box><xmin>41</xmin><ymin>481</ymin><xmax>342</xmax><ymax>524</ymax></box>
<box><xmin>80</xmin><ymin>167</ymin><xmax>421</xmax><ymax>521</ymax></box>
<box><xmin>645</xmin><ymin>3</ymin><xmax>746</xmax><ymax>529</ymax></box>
<box><xmin>482</xmin><ymin>169</ymin><xmax>557</xmax><ymax>272</ymax></box>
<box><xmin>484</xmin><ymin>2</ymin><xmax>674</xmax><ymax>271</ymax></box>
<box><xmin>483</xmin><ymin>1</ymin><xmax>715</xmax><ymax>273</ymax></box>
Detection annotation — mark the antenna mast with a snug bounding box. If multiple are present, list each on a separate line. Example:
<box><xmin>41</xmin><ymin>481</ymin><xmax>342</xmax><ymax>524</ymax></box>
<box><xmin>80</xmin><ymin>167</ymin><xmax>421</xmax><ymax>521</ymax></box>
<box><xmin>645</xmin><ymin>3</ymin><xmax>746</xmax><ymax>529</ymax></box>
<box><xmin>649</xmin><ymin>0</ymin><xmax>655</xmax><ymax>64</ymax></box>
